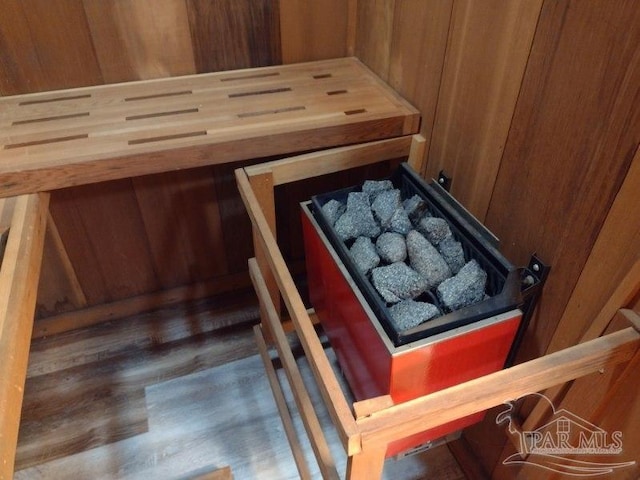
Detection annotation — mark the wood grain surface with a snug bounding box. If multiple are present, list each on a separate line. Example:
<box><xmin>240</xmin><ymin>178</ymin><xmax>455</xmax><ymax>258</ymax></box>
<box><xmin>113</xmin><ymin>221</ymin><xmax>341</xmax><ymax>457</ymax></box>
<box><xmin>0</xmin><ymin>0</ymin><xmax>288</xmax><ymax>322</ymax></box>
<box><xmin>49</xmin><ymin>180</ymin><xmax>160</xmax><ymax>306</ymax></box>
<box><xmin>0</xmin><ymin>193</ymin><xmax>49</xmax><ymax>479</ymax></box>
<box><xmin>425</xmin><ymin>0</ymin><xmax>543</xmax><ymax>220</ymax></box>
<box><xmin>0</xmin><ymin>57</ymin><xmax>418</xmax><ymax>324</ymax></box>
<box><xmin>349</xmin><ymin>2</ymin><xmax>640</xmax><ymax>476</ymax></box>
<box><xmin>83</xmin><ymin>0</ymin><xmax>197</xmax><ymax>83</ymax></box>
<box><xmin>279</xmin><ymin>0</ymin><xmax>348</xmax><ymax>64</ymax></box>
<box><xmin>354</xmin><ymin>0</ymin><xmax>395</xmax><ymax>82</ymax></box>
<box><xmin>132</xmin><ymin>168</ymin><xmax>229</xmax><ymax>288</ymax></box>
<box><xmin>186</xmin><ymin>0</ymin><xmax>281</xmax><ymax>73</ymax></box>
<box><xmin>35</xmin><ymin>213</ymin><xmax>88</xmax><ymax>317</ymax></box>
<box><xmin>485</xmin><ymin>0</ymin><xmax>640</xmax><ymax>364</ymax></box>
<box><xmin>387</xmin><ymin>0</ymin><xmax>453</xmax><ymax>166</ymax></box>
<box><xmin>546</xmin><ymin>145</ymin><xmax>640</xmax><ymax>354</ymax></box>
<box><xmin>0</xmin><ymin>0</ymin><xmax>103</xmax><ymax>95</ymax></box>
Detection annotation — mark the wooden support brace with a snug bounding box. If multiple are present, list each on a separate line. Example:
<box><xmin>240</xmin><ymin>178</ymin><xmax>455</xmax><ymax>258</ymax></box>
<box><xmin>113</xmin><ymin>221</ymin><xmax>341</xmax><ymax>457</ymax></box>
<box><xmin>0</xmin><ymin>192</ymin><xmax>50</xmax><ymax>479</ymax></box>
<box><xmin>407</xmin><ymin>135</ymin><xmax>427</xmax><ymax>174</ymax></box>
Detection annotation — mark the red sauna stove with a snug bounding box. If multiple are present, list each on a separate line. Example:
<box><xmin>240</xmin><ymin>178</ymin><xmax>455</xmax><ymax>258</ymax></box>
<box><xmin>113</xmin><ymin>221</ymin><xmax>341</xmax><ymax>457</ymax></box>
<box><xmin>300</xmin><ymin>166</ymin><xmax>522</xmax><ymax>457</ymax></box>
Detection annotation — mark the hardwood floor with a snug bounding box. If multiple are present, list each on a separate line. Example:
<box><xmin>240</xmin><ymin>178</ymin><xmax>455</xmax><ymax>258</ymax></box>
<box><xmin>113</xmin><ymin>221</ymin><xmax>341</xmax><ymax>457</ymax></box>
<box><xmin>16</xmin><ymin>292</ymin><xmax>466</xmax><ymax>479</ymax></box>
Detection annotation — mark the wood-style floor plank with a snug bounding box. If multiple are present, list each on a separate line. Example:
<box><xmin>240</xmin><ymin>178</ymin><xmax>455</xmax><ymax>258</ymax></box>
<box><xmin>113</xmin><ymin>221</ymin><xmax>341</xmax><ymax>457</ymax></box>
<box><xmin>16</xmin><ymin>295</ymin><xmax>465</xmax><ymax>479</ymax></box>
<box><xmin>17</xmin><ymin>292</ymin><xmax>260</xmax><ymax>470</ymax></box>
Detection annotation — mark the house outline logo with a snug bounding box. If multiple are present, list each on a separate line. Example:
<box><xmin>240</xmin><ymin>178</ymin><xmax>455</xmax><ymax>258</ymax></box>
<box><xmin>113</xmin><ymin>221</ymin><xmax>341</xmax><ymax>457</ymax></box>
<box><xmin>496</xmin><ymin>392</ymin><xmax>636</xmax><ymax>477</ymax></box>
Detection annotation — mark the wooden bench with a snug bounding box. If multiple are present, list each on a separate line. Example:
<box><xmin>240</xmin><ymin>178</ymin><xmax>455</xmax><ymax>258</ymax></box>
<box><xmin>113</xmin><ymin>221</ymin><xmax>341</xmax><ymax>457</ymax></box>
<box><xmin>0</xmin><ymin>58</ymin><xmax>419</xmax><ymax>478</ymax></box>
<box><xmin>0</xmin><ymin>57</ymin><xmax>418</xmax><ymax>198</ymax></box>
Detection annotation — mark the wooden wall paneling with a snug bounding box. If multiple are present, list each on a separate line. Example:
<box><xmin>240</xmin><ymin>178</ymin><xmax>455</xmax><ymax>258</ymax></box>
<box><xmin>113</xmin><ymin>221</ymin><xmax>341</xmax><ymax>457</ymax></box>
<box><xmin>452</xmin><ymin>2</ymin><xmax>640</xmax><ymax>477</ymax></box>
<box><xmin>0</xmin><ymin>1</ymin><xmax>47</xmax><ymax>95</ymax></box>
<box><xmin>545</xmin><ymin>145</ymin><xmax>640</xmax><ymax>354</ymax></box>
<box><xmin>583</xmin><ymin>349</ymin><xmax>640</xmax><ymax>480</ymax></box>
<box><xmin>132</xmin><ymin>168</ymin><xmax>229</xmax><ymax>289</ymax></box>
<box><xmin>49</xmin><ymin>180</ymin><xmax>160</xmax><ymax>307</ymax></box>
<box><xmin>387</xmin><ymin>0</ymin><xmax>454</xmax><ymax>172</ymax></box>
<box><xmin>212</xmin><ymin>161</ymin><xmax>260</xmax><ymax>275</ymax></box>
<box><xmin>484</xmin><ymin>0</ymin><xmax>640</xmax><ymax>364</ymax></box>
<box><xmin>346</xmin><ymin>0</ymin><xmax>358</xmax><ymax>56</ymax></box>
<box><xmin>354</xmin><ymin>0</ymin><xmax>395</xmax><ymax>81</ymax></box>
<box><xmin>186</xmin><ymin>0</ymin><xmax>281</xmax><ymax>73</ymax></box>
<box><xmin>131</xmin><ymin>173</ymin><xmax>193</xmax><ymax>289</ymax></box>
<box><xmin>0</xmin><ymin>0</ymin><xmax>103</xmax><ymax>95</ymax></box>
<box><xmin>424</xmin><ymin>0</ymin><xmax>543</xmax><ymax>220</ymax></box>
<box><xmin>279</xmin><ymin>0</ymin><xmax>348</xmax><ymax>64</ymax></box>
<box><xmin>82</xmin><ymin>0</ymin><xmax>197</xmax><ymax>84</ymax></box>
<box><xmin>35</xmin><ymin>213</ymin><xmax>88</xmax><ymax>319</ymax></box>
<box><xmin>497</xmin><ymin>146</ymin><xmax>640</xmax><ymax>478</ymax></box>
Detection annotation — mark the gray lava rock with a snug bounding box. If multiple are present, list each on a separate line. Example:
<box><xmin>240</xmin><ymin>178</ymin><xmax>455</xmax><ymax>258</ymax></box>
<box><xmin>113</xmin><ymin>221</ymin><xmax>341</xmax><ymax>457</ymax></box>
<box><xmin>362</xmin><ymin>179</ymin><xmax>394</xmax><ymax>201</ymax></box>
<box><xmin>406</xmin><ymin>230</ymin><xmax>452</xmax><ymax>288</ymax></box>
<box><xmin>350</xmin><ymin>236</ymin><xmax>380</xmax><ymax>275</ymax></box>
<box><xmin>388</xmin><ymin>207</ymin><xmax>413</xmax><ymax>235</ymax></box>
<box><xmin>438</xmin><ymin>236</ymin><xmax>466</xmax><ymax>274</ymax></box>
<box><xmin>376</xmin><ymin>232</ymin><xmax>407</xmax><ymax>264</ymax></box>
<box><xmin>389</xmin><ymin>299</ymin><xmax>440</xmax><ymax>331</ymax></box>
<box><xmin>371</xmin><ymin>262</ymin><xmax>428</xmax><ymax>304</ymax></box>
<box><xmin>417</xmin><ymin>217</ymin><xmax>452</xmax><ymax>245</ymax></box>
<box><xmin>403</xmin><ymin>195</ymin><xmax>429</xmax><ymax>223</ymax></box>
<box><xmin>334</xmin><ymin>192</ymin><xmax>380</xmax><ymax>240</ymax></box>
<box><xmin>321</xmin><ymin>199</ymin><xmax>345</xmax><ymax>227</ymax></box>
<box><xmin>371</xmin><ymin>189</ymin><xmax>402</xmax><ymax>226</ymax></box>
<box><xmin>436</xmin><ymin>259</ymin><xmax>487</xmax><ymax>311</ymax></box>
<box><xmin>333</xmin><ymin>212</ymin><xmax>359</xmax><ymax>241</ymax></box>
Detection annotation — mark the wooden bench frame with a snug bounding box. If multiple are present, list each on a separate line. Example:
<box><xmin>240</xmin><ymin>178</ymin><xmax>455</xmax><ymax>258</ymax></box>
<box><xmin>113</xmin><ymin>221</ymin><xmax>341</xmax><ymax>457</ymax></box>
<box><xmin>235</xmin><ymin>134</ymin><xmax>640</xmax><ymax>479</ymax></box>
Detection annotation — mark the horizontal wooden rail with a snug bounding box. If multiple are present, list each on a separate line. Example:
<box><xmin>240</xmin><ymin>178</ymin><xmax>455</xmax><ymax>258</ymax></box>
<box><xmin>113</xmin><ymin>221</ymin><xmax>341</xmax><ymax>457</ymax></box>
<box><xmin>245</xmin><ymin>135</ymin><xmax>413</xmax><ymax>185</ymax></box>
<box><xmin>0</xmin><ymin>192</ymin><xmax>49</xmax><ymax>479</ymax></box>
<box><xmin>356</xmin><ymin>322</ymin><xmax>639</xmax><ymax>448</ymax></box>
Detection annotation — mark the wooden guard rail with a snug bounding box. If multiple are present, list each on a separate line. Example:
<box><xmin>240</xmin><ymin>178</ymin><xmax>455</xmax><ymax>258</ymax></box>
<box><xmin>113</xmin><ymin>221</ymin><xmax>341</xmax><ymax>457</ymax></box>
<box><xmin>235</xmin><ymin>134</ymin><xmax>640</xmax><ymax>479</ymax></box>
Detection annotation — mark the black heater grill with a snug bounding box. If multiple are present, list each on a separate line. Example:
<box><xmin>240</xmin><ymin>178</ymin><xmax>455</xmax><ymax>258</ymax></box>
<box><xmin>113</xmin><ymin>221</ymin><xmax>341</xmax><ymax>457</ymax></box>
<box><xmin>310</xmin><ymin>163</ymin><xmax>523</xmax><ymax>347</ymax></box>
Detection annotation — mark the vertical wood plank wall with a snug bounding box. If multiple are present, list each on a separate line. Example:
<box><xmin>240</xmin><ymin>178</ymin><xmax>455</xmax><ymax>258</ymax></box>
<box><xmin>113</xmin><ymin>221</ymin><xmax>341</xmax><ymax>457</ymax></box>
<box><xmin>353</xmin><ymin>0</ymin><xmax>640</xmax><ymax>477</ymax></box>
<box><xmin>0</xmin><ymin>0</ymin><xmax>347</xmax><ymax>320</ymax></box>
<box><xmin>1</xmin><ymin>1</ymin><xmax>638</xmax><ymax>477</ymax></box>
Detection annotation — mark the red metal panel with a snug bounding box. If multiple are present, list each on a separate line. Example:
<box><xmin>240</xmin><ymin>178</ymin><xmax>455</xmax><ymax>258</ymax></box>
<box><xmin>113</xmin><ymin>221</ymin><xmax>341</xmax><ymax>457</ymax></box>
<box><xmin>389</xmin><ymin>314</ymin><xmax>521</xmax><ymax>402</ymax></box>
<box><xmin>386</xmin><ymin>312</ymin><xmax>520</xmax><ymax>456</ymax></box>
<box><xmin>302</xmin><ymin>210</ymin><xmax>391</xmax><ymax>400</ymax></box>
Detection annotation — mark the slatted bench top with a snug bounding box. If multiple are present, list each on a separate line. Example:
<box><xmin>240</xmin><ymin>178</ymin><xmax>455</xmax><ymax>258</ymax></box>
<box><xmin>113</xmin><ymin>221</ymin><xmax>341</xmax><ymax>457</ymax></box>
<box><xmin>0</xmin><ymin>57</ymin><xmax>419</xmax><ymax>198</ymax></box>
